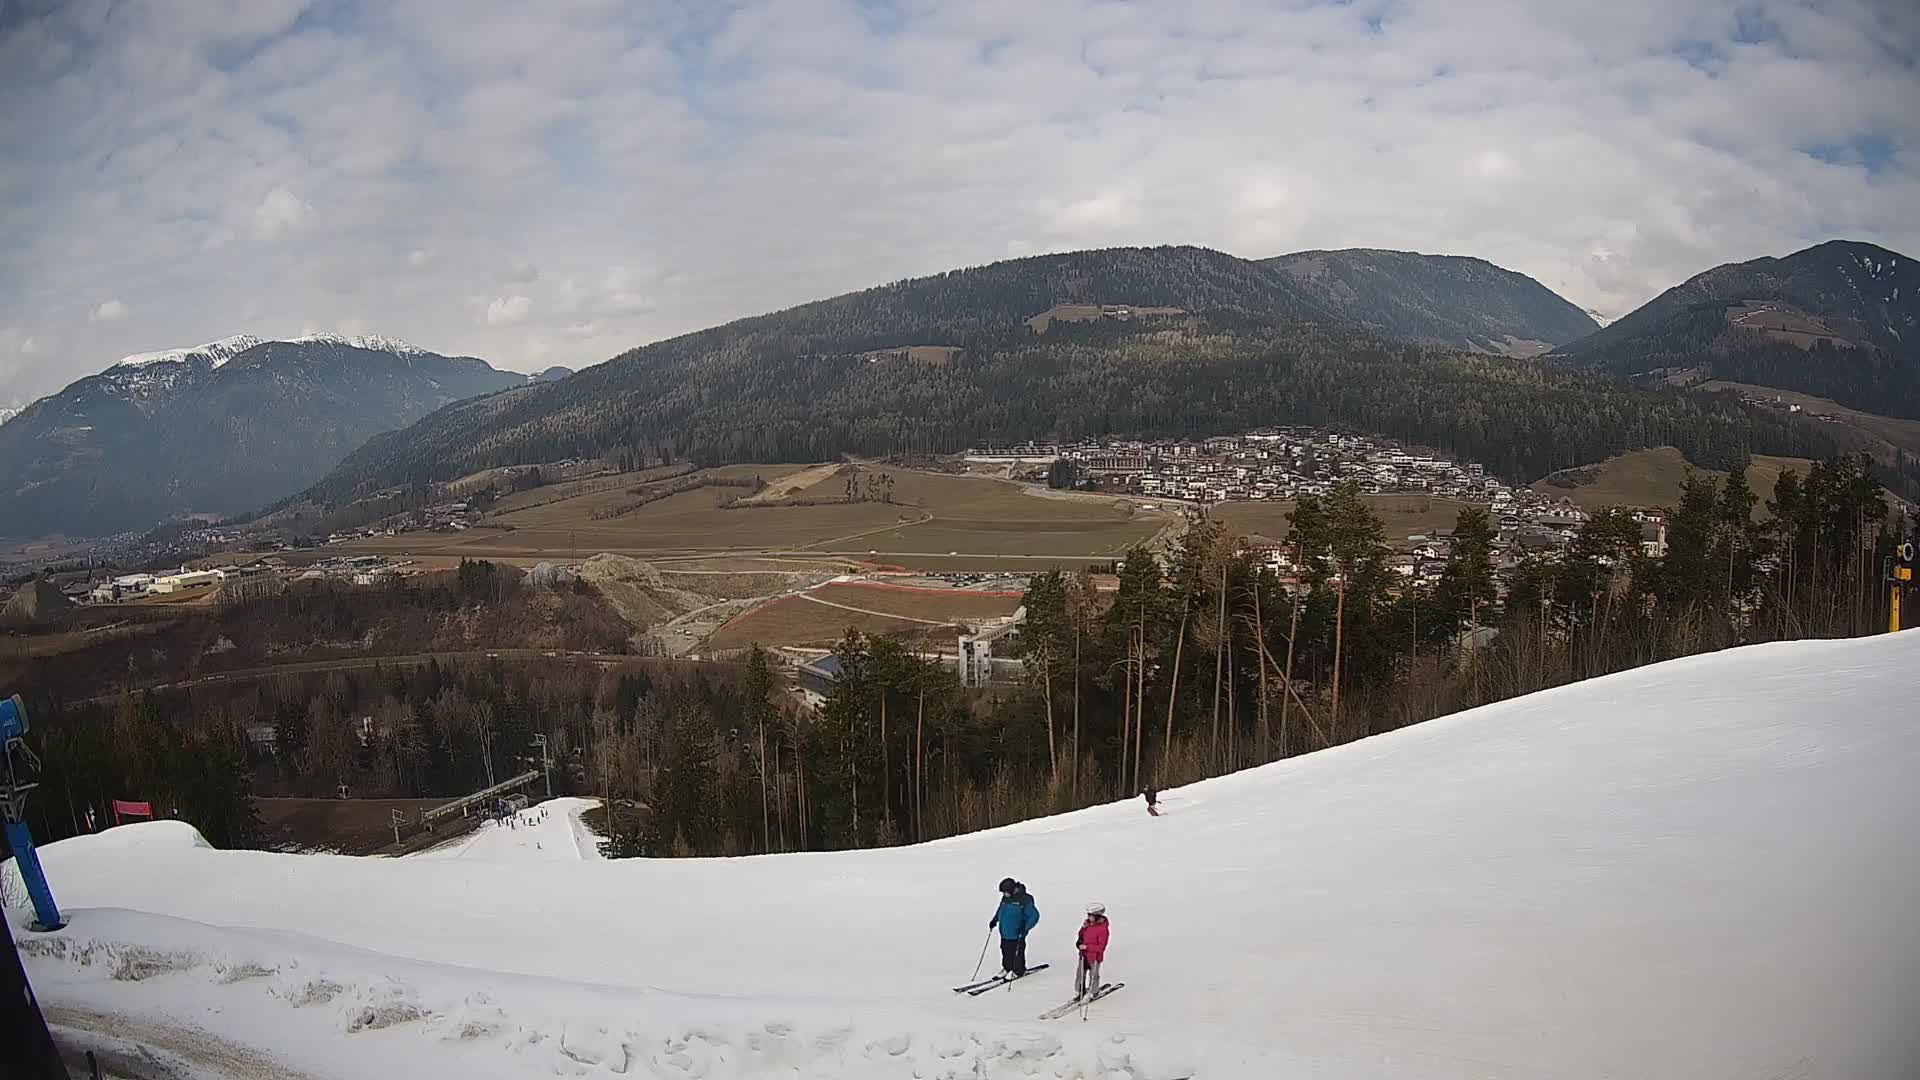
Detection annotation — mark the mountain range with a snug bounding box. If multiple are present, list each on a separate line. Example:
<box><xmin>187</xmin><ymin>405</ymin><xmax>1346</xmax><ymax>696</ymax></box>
<box><xmin>297</xmin><ymin>243</ymin><xmax>1849</xmax><ymax>512</ymax></box>
<box><xmin>1552</xmin><ymin>240</ymin><xmax>1919</xmax><ymax>417</ymax></box>
<box><xmin>10</xmin><ymin>239</ymin><xmax>1913</xmax><ymax>538</ymax></box>
<box><xmin>0</xmin><ymin>334</ymin><xmax>528</xmax><ymax>537</ymax></box>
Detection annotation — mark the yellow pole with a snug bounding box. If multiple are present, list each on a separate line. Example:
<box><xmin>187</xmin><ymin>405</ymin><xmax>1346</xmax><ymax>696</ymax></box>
<box><xmin>1893</xmin><ymin>581</ymin><xmax>1902</xmax><ymax>634</ymax></box>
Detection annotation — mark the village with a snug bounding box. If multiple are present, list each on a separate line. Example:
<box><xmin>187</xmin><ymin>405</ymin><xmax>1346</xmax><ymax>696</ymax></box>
<box><xmin>971</xmin><ymin>427</ymin><xmax>1669</xmax><ymax>586</ymax></box>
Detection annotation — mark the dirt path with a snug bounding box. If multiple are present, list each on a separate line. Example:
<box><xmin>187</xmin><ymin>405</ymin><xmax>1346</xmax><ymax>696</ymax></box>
<box><xmin>735</xmin><ymin>461</ymin><xmax>844</xmax><ymax>503</ymax></box>
<box><xmin>793</xmin><ymin>592</ymin><xmax>954</xmax><ymax>625</ymax></box>
<box><xmin>49</xmin><ymin>1006</ymin><xmax>320</xmax><ymax>1080</ymax></box>
<box><xmin>798</xmin><ymin>509</ymin><xmax>936</xmax><ymax>550</ymax></box>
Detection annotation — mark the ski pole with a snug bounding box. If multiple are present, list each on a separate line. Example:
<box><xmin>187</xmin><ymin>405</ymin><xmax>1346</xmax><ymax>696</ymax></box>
<box><xmin>970</xmin><ymin>929</ymin><xmax>992</xmax><ymax>982</ymax></box>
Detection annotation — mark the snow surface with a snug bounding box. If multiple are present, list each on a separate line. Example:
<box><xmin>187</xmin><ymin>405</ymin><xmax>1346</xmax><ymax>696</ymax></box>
<box><xmin>0</xmin><ymin>404</ymin><xmax>18</xmax><ymax>427</ymax></box>
<box><xmin>285</xmin><ymin>331</ymin><xmax>430</xmax><ymax>356</ymax></box>
<box><xmin>411</xmin><ymin>797</ymin><xmax>606</xmax><ymax>863</ymax></box>
<box><xmin>14</xmin><ymin>632</ymin><xmax>1920</xmax><ymax>1079</ymax></box>
<box><xmin>111</xmin><ymin>334</ymin><xmax>264</xmax><ymax>370</ymax></box>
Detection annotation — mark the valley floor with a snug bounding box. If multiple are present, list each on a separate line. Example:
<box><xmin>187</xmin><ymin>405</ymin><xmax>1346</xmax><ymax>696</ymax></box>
<box><xmin>14</xmin><ymin>633</ymin><xmax>1920</xmax><ymax>1079</ymax></box>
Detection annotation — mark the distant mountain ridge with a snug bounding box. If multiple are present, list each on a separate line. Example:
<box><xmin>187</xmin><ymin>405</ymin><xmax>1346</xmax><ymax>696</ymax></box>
<box><xmin>1260</xmin><ymin>248</ymin><xmax>1599</xmax><ymax>355</ymax></box>
<box><xmin>1552</xmin><ymin>239</ymin><xmax>1920</xmax><ymax>419</ymax></box>
<box><xmin>293</xmin><ymin>244</ymin><xmax>1826</xmax><ymax>512</ymax></box>
<box><xmin>0</xmin><ymin>335</ymin><xmax>526</xmax><ymax>536</ymax></box>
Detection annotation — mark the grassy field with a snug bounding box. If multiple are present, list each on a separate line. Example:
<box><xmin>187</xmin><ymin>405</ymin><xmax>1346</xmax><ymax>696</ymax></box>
<box><xmin>795</xmin><ymin>468</ymin><xmax>1161</xmax><ymax>557</ymax></box>
<box><xmin>334</xmin><ymin>465</ymin><xmax>1161</xmax><ymax>567</ymax></box>
<box><xmin>807</xmin><ymin>582</ymin><xmax>1023</xmax><ymax>621</ymax></box>
<box><xmin>1212</xmin><ymin>495</ymin><xmax>1483</xmax><ymax>547</ymax></box>
<box><xmin>1532</xmin><ymin>447</ymin><xmax>1817</xmax><ymax>515</ymax></box>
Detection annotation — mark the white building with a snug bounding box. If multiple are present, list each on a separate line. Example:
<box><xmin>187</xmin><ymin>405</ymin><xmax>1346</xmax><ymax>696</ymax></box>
<box><xmin>149</xmin><ymin>569</ymin><xmax>222</xmax><ymax>594</ymax></box>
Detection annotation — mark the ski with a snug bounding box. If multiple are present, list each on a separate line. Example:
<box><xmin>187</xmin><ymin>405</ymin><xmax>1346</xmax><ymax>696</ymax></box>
<box><xmin>962</xmin><ymin>963</ymin><xmax>1050</xmax><ymax>995</ymax></box>
<box><xmin>952</xmin><ymin>974</ymin><xmax>1005</xmax><ymax>994</ymax></box>
<box><xmin>1037</xmin><ymin>982</ymin><xmax>1124</xmax><ymax>1020</ymax></box>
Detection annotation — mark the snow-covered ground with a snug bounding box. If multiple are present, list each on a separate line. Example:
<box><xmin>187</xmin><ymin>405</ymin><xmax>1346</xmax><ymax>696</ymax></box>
<box><xmin>409</xmin><ymin>796</ymin><xmax>607</xmax><ymax>863</ymax></box>
<box><xmin>13</xmin><ymin>632</ymin><xmax>1920</xmax><ymax>1079</ymax></box>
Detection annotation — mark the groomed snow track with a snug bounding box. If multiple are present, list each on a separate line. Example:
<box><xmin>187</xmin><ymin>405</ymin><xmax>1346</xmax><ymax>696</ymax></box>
<box><xmin>15</xmin><ymin>632</ymin><xmax>1920</xmax><ymax>1079</ymax></box>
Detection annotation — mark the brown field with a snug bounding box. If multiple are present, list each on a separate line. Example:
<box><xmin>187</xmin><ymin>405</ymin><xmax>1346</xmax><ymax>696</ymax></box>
<box><xmin>704</xmin><ymin>593</ymin><xmax>963</xmax><ymax>650</ymax></box>
<box><xmin>807</xmin><ymin>582</ymin><xmax>1022</xmax><ymax>621</ymax></box>
<box><xmin>490</xmin><ymin>465</ymin><xmax>688</xmax><ymax>515</ymax></box>
<box><xmin>332</xmin><ymin>465</ymin><xmax>1161</xmax><ymax>567</ymax></box>
<box><xmin>256</xmin><ymin>797</ymin><xmax>452</xmax><ymax>854</ymax></box>
<box><xmin>1212</xmin><ymin>495</ymin><xmax>1483</xmax><ymax>547</ymax></box>
<box><xmin>792</xmin><ymin>468</ymin><xmax>1160</xmax><ymax>557</ymax></box>
<box><xmin>1531</xmin><ymin>447</ymin><xmax>1818</xmax><ymax>515</ymax></box>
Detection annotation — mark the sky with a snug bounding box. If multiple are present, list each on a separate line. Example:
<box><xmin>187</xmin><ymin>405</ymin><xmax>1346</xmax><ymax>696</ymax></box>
<box><xmin>1</xmin><ymin>0</ymin><xmax>1917</xmax><ymax>407</ymax></box>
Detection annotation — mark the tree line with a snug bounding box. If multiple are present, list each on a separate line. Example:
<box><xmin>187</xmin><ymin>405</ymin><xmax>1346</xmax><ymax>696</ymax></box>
<box><xmin>630</xmin><ymin>454</ymin><xmax>1910</xmax><ymax>856</ymax></box>
<box><xmin>15</xmin><ymin>454</ymin><xmax>1906</xmax><ymax>860</ymax></box>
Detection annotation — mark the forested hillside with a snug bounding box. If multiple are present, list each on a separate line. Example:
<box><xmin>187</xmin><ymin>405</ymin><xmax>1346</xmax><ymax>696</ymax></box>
<box><xmin>1261</xmin><ymin>248</ymin><xmax>1598</xmax><ymax>354</ymax></box>
<box><xmin>1554</xmin><ymin>240</ymin><xmax>1920</xmax><ymax>419</ymax></box>
<box><xmin>295</xmin><ymin>246</ymin><xmax>1840</xmax><ymax>508</ymax></box>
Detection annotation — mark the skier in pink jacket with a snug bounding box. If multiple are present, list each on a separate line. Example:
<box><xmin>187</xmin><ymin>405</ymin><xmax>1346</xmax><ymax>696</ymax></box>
<box><xmin>1075</xmin><ymin>902</ymin><xmax>1110</xmax><ymax>999</ymax></box>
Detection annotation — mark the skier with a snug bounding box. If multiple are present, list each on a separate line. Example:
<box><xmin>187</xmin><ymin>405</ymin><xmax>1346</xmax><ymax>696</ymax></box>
<box><xmin>989</xmin><ymin>877</ymin><xmax>1039</xmax><ymax>976</ymax></box>
<box><xmin>1143</xmin><ymin>788</ymin><xmax>1160</xmax><ymax>816</ymax></box>
<box><xmin>1075</xmin><ymin>902</ymin><xmax>1110</xmax><ymax>999</ymax></box>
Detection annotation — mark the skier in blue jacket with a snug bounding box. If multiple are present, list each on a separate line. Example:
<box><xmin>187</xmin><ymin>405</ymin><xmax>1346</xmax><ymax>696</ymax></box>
<box><xmin>988</xmin><ymin>877</ymin><xmax>1039</xmax><ymax>976</ymax></box>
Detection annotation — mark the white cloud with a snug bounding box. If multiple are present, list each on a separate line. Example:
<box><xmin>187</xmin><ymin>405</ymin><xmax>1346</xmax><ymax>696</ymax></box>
<box><xmin>91</xmin><ymin>300</ymin><xmax>129</xmax><ymax>322</ymax></box>
<box><xmin>2</xmin><ymin>0</ymin><xmax>1917</xmax><ymax>404</ymax></box>
<box><xmin>600</xmin><ymin>266</ymin><xmax>656</xmax><ymax>316</ymax></box>
<box><xmin>484</xmin><ymin>295</ymin><xmax>534</xmax><ymax>325</ymax></box>
<box><xmin>251</xmin><ymin>186</ymin><xmax>312</xmax><ymax>239</ymax></box>
<box><xmin>19</xmin><ymin>336</ymin><xmax>38</xmax><ymax>355</ymax></box>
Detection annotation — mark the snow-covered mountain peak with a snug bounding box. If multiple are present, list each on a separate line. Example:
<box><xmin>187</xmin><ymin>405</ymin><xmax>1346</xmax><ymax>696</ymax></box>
<box><xmin>0</xmin><ymin>404</ymin><xmax>19</xmax><ymax>427</ymax></box>
<box><xmin>111</xmin><ymin>334</ymin><xmax>265</xmax><ymax>371</ymax></box>
<box><xmin>286</xmin><ymin>331</ymin><xmax>432</xmax><ymax>356</ymax></box>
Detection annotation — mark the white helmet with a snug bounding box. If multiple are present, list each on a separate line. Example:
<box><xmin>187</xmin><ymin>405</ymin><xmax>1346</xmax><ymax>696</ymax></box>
<box><xmin>1085</xmin><ymin>902</ymin><xmax>1106</xmax><ymax>915</ymax></box>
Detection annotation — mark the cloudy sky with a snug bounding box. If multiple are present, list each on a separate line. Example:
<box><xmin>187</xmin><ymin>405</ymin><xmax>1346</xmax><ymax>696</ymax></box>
<box><xmin>2</xmin><ymin>0</ymin><xmax>1917</xmax><ymax>406</ymax></box>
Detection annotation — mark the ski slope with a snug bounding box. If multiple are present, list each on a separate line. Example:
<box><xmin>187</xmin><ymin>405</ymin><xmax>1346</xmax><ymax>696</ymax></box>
<box><xmin>14</xmin><ymin>633</ymin><xmax>1920</xmax><ymax>1079</ymax></box>
<box><xmin>411</xmin><ymin>796</ymin><xmax>606</xmax><ymax>863</ymax></box>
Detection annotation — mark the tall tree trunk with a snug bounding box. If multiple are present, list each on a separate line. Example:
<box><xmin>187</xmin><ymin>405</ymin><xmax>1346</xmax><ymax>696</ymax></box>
<box><xmin>1331</xmin><ymin>573</ymin><xmax>1347</xmax><ymax>734</ymax></box>
<box><xmin>1225</xmin><ymin>604</ymin><xmax>1236</xmax><ymax>774</ymax></box>
<box><xmin>1211</xmin><ymin>559</ymin><xmax>1226</xmax><ymax>772</ymax></box>
<box><xmin>1119</xmin><ymin>632</ymin><xmax>1132</xmax><ymax>800</ymax></box>
<box><xmin>879</xmin><ymin>694</ymin><xmax>889</xmax><ymax>837</ymax></box>
<box><xmin>1162</xmin><ymin>602</ymin><xmax>1189</xmax><ymax>787</ymax></box>
<box><xmin>915</xmin><ymin>684</ymin><xmax>925</xmax><ymax>844</ymax></box>
<box><xmin>1254</xmin><ymin>584</ymin><xmax>1269</xmax><ymax>763</ymax></box>
<box><xmin>758</xmin><ymin>706</ymin><xmax>770</xmax><ymax>854</ymax></box>
<box><xmin>774</xmin><ymin>737</ymin><xmax>786</xmax><ymax>851</ymax></box>
<box><xmin>1134</xmin><ymin>611</ymin><xmax>1147</xmax><ymax>793</ymax></box>
<box><xmin>1071</xmin><ymin>623</ymin><xmax>1081</xmax><ymax>805</ymax></box>
<box><xmin>1042</xmin><ymin>655</ymin><xmax>1057</xmax><ymax>786</ymax></box>
<box><xmin>1281</xmin><ymin>592</ymin><xmax>1301</xmax><ymax>756</ymax></box>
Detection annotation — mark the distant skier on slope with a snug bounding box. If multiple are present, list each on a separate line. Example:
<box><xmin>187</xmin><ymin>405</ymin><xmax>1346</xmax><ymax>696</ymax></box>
<box><xmin>1075</xmin><ymin>902</ymin><xmax>1110</xmax><ymax>999</ymax></box>
<box><xmin>989</xmin><ymin>877</ymin><xmax>1040</xmax><ymax>976</ymax></box>
<box><xmin>1143</xmin><ymin>788</ymin><xmax>1160</xmax><ymax>816</ymax></box>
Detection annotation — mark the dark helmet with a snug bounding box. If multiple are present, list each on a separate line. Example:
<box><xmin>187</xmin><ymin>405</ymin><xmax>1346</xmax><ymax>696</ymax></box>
<box><xmin>998</xmin><ymin>877</ymin><xmax>1018</xmax><ymax>894</ymax></box>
